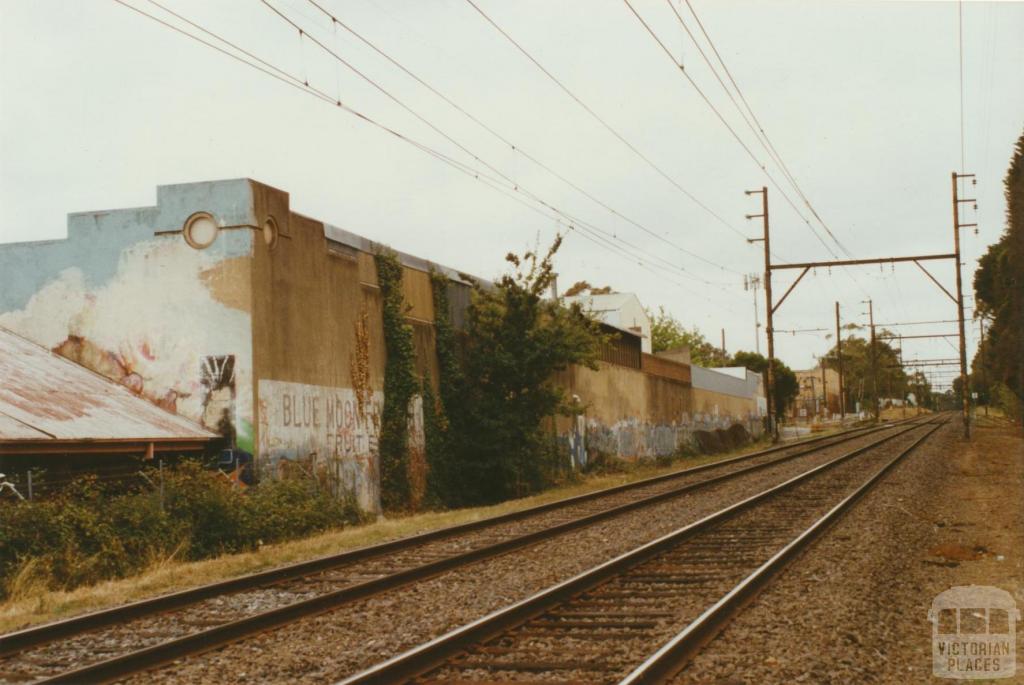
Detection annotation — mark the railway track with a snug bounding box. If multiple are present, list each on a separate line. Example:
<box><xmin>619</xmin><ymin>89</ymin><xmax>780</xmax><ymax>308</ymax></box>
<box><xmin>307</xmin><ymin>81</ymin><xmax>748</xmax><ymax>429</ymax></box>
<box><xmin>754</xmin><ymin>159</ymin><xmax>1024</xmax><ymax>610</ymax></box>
<box><xmin>338</xmin><ymin>416</ymin><xmax>948</xmax><ymax>685</ymax></box>
<box><xmin>0</xmin><ymin>416</ymin><xmax>930</xmax><ymax>684</ymax></box>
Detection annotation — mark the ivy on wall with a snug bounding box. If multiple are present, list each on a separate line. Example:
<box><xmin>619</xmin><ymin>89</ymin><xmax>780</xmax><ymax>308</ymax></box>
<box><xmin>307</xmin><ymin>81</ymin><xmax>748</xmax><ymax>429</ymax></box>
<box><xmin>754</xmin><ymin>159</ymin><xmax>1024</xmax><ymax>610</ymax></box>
<box><xmin>374</xmin><ymin>249</ymin><xmax>417</xmax><ymax>510</ymax></box>
<box><xmin>424</xmin><ymin>270</ymin><xmax>461</xmax><ymax>504</ymax></box>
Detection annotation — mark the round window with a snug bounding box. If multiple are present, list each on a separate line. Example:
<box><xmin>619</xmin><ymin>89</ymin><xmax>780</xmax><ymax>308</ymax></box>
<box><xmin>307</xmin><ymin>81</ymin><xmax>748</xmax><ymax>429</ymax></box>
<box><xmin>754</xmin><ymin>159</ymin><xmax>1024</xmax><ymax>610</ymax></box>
<box><xmin>183</xmin><ymin>212</ymin><xmax>219</xmax><ymax>249</ymax></box>
<box><xmin>263</xmin><ymin>216</ymin><xmax>279</xmax><ymax>249</ymax></box>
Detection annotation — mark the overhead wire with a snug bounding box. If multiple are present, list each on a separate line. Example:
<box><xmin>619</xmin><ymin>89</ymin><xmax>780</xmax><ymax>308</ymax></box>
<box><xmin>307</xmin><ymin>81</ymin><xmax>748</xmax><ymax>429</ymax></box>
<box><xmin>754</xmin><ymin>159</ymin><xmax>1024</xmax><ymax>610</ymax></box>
<box><xmin>302</xmin><ymin>0</ymin><xmax>741</xmax><ymax>276</ymax></box>
<box><xmin>622</xmin><ymin>0</ymin><xmax>842</xmax><ymax>261</ymax></box>
<box><xmin>676</xmin><ymin>0</ymin><xmax>853</xmax><ymax>259</ymax></box>
<box><xmin>113</xmin><ymin>0</ymin><xmax>743</xmax><ymax>305</ymax></box>
<box><xmin>633</xmin><ymin>0</ymin><xmax>883</xmax><ymax>321</ymax></box>
<box><xmin>261</xmin><ymin>0</ymin><xmax>744</xmax><ymax>294</ymax></box>
<box><xmin>461</xmin><ymin>0</ymin><xmax>750</xmax><ymax>243</ymax></box>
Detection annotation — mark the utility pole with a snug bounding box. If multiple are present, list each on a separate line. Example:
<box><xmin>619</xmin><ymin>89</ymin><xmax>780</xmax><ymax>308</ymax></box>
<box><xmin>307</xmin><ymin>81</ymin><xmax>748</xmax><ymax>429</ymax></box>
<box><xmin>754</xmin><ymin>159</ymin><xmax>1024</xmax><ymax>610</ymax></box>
<box><xmin>952</xmin><ymin>172</ymin><xmax>974</xmax><ymax>438</ymax></box>
<box><xmin>835</xmin><ymin>301</ymin><xmax>845</xmax><ymax>421</ymax></box>
<box><xmin>744</xmin><ymin>274</ymin><xmax>761</xmax><ymax>354</ymax></box>
<box><xmin>746</xmin><ymin>186</ymin><xmax>775</xmax><ymax>440</ymax></box>
<box><xmin>721</xmin><ymin>328</ymin><xmax>726</xmax><ymax>357</ymax></box>
<box><xmin>979</xmin><ymin>318</ymin><xmax>988</xmax><ymax>416</ymax></box>
<box><xmin>899</xmin><ymin>333</ymin><xmax>906</xmax><ymax>418</ymax></box>
<box><xmin>821</xmin><ymin>363</ymin><xmax>827</xmax><ymax>419</ymax></box>
<box><xmin>862</xmin><ymin>298</ymin><xmax>879</xmax><ymax>421</ymax></box>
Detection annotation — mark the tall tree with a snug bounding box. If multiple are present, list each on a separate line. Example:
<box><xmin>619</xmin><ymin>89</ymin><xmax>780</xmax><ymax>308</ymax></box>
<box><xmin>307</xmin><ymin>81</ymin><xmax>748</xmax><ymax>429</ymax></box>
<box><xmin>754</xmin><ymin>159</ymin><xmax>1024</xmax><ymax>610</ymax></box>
<box><xmin>821</xmin><ymin>334</ymin><xmax>907</xmax><ymax>413</ymax></box>
<box><xmin>648</xmin><ymin>306</ymin><xmax>729</xmax><ymax>367</ymax></box>
<box><xmin>730</xmin><ymin>350</ymin><xmax>799</xmax><ymax>418</ymax></box>
<box><xmin>433</xmin><ymin>237</ymin><xmax>605</xmax><ymax>506</ymax></box>
<box><xmin>972</xmin><ymin>130</ymin><xmax>1024</xmax><ymax>421</ymax></box>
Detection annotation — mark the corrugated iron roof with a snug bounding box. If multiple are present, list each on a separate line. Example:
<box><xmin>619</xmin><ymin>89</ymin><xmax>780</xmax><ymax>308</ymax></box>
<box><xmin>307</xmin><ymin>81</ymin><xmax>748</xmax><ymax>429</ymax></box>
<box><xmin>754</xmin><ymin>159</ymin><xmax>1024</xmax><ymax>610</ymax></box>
<box><xmin>0</xmin><ymin>327</ymin><xmax>218</xmax><ymax>442</ymax></box>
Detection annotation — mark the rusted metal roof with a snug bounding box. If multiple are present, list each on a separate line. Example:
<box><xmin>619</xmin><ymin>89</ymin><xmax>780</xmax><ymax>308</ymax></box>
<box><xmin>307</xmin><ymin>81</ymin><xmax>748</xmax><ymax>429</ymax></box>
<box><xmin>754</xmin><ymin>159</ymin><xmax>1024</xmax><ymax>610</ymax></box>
<box><xmin>0</xmin><ymin>327</ymin><xmax>217</xmax><ymax>444</ymax></box>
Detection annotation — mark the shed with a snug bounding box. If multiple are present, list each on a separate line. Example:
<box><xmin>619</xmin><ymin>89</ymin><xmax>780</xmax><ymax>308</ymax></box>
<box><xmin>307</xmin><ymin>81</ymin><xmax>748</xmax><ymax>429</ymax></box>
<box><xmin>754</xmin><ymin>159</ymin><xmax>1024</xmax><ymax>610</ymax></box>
<box><xmin>0</xmin><ymin>327</ymin><xmax>220</xmax><ymax>461</ymax></box>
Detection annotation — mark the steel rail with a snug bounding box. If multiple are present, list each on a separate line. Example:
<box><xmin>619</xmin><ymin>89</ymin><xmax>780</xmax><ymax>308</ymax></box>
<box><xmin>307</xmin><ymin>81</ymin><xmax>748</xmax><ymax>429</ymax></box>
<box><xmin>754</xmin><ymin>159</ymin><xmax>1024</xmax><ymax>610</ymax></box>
<box><xmin>619</xmin><ymin>417</ymin><xmax>948</xmax><ymax>684</ymax></box>
<box><xmin>0</xmin><ymin>417</ymin><xmax>909</xmax><ymax>658</ymax></box>
<box><xmin>22</xmin><ymin>418</ymin><xmax>930</xmax><ymax>685</ymax></box>
<box><xmin>335</xmin><ymin>418</ymin><xmax>943</xmax><ymax>685</ymax></box>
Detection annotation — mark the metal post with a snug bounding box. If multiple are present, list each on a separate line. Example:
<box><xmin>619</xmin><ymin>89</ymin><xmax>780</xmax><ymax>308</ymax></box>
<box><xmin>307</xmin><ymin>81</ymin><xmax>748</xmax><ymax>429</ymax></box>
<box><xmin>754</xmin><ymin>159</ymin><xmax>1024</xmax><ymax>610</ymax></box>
<box><xmin>900</xmin><ymin>333</ymin><xmax>907</xmax><ymax>418</ymax></box>
<box><xmin>835</xmin><ymin>301</ymin><xmax>845</xmax><ymax>421</ymax></box>
<box><xmin>979</xmin><ymin>318</ymin><xmax>988</xmax><ymax>416</ymax></box>
<box><xmin>821</xmin><ymin>362</ymin><xmax>827</xmax><ymax>420</ymax></box>
<box><xmin>952</xmin><ymin>172</ymin><xmax>971</xmax><ymax>438</ymax></box>
<box><xmin>752</xmin><ymin>276</ymin><xmax>761</xmax><ymax>354</ymax></box>
<box><xmin>746</xmin><ymin>187</ymin><xmax>775</xmax><ymax>440</ymax></box>
<box><xmin>159</xmin><ymin>457</ymin><xmax>165</xmax><ymax>511</ymax></box>
<box><xmin>27</xmin><ymin>470</ymin><xmax>33</xmax><ymax>500</ymax></box>
<box><xmin>864</xmin><ymin>299</ymin><xmax>879</xmax><ymax>421</ymax></box>
<box><xmin>720</xmin><ymin>328</ymin><xmax>726</xmax><ymax>357</ymax></box>
<box><xmin>759</xmin><ymin>188</ymin><xmax>775</xmax><ymax>439</ymax></box>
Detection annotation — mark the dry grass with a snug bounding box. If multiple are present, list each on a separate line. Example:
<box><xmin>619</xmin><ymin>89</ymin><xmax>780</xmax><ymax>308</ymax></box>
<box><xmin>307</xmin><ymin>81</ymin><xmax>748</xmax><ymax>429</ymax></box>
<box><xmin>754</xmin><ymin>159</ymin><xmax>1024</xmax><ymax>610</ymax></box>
<box><xmin>879</xmin><ymin>406</ymin><xmax>931</xmax><ymax>421</ymax></box>
<box><xmin>0</xmin><ymin>436</ymin><xmax>782</xmax><ymax>634</ymax></box>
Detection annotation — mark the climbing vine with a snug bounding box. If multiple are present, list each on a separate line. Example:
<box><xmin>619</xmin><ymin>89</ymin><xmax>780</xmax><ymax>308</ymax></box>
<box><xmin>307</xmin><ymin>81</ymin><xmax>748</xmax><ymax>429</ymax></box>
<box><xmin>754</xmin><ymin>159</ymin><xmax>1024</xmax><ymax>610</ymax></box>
<box><xmin>375</xmin><ymin>249</ymin><xmax>417</xmax><ymax>510</ymax></box>
<box><xmin>424</xmin><ymin>270</ymin><xmax>461</xmax><ymax>504</ymax></box>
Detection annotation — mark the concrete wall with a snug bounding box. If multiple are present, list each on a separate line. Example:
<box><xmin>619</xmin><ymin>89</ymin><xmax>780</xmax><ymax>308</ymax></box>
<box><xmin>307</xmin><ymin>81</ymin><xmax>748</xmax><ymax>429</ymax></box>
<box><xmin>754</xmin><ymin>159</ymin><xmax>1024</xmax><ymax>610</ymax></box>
<box><xmin>555</xmin><ymin>358</ymin><xmax>763</xmax><ymax>462</ymax></box>
<box><xmin>248</xmin><ymin>183</ymin><xmax>438</xmax><ymax>511</ymax></box>
<box><xmin>0</xmin><ymin>177</ymin><xmax>766</xmax><ymax>508</ymax></box>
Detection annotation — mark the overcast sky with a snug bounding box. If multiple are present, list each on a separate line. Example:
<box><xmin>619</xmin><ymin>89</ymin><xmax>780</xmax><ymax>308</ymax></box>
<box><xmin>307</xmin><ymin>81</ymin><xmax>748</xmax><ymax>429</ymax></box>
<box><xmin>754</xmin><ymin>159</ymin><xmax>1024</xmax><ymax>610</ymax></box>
<box><xmin>2</xmin><ymin>0</ymin><xmax>1022</xmax><ymax>381</ymax></box>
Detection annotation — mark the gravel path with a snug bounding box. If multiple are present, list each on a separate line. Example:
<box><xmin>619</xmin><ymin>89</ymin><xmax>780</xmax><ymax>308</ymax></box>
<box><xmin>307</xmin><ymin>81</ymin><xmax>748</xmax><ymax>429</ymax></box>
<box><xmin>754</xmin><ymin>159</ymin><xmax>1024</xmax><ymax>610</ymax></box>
<box><xmin>115</xmin><ymin>423</ymin><xmax>926</xmax><ymax>684</ymax></box>
<box><xmin>671</xmin><ymin>418</ymin><xmax>1023</xmax><ymax>684</ymax></box>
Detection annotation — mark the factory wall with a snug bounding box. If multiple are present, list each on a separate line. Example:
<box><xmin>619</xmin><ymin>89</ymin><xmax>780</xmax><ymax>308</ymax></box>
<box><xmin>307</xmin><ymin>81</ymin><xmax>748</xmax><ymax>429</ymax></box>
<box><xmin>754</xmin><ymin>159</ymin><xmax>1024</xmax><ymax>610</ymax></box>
<box><xmin>554</xmin><ymin>357</ymin><xmax>763</xmax><ymax>464</ymax></box>
<box><xmin>0</xmin><ymin>177</ymin><xmax>764</xmax><ymax>511</ymax></box>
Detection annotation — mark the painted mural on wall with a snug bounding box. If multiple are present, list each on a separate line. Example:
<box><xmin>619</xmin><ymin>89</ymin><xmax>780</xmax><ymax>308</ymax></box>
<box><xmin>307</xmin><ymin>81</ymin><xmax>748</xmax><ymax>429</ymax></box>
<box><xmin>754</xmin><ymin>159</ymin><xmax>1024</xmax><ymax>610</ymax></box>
<box><xmin>257</xmin><ymin>380</ymin><xmax>384</xmax><ymax>512</ymax></box>
<box><xmin>0</xmin><ymin>238</ymin><xmax>254</xmax><ymax>450</ymax></box>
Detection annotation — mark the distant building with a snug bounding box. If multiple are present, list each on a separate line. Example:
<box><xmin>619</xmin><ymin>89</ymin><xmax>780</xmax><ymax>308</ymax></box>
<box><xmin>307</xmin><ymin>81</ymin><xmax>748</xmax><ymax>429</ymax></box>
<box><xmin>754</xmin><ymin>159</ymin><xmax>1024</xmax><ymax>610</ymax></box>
<box><xmin>562</xmin><ymin>292</ymin><xmax>652</xmax><ymax>353</ymax></box>
<box><xmin>791</xmin><ymin>366</ymin><xmax>842</xmax><ymax>420</ymax></box>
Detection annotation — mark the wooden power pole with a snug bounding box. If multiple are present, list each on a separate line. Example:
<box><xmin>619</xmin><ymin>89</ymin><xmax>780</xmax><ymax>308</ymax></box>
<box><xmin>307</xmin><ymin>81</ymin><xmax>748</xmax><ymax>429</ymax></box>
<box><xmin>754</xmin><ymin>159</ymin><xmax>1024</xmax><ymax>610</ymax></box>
<box><xmin>952</xmin><ymin>172</ymin><xmax>974</xmax><ymax>438</ymax></box>
<box><xmin>835</xmin><ymin>301</ymin><xmax>845</xmax><ymax>420</ymax></box>
<box><xmin>863</xmin><ymin>298</ymin><xmax>879</xmax><ymax>420</ymax></box>
<box><xmin>746</xmin><ymin>186</ymin><xmax>775</xmax><ymax>440</ymax></box>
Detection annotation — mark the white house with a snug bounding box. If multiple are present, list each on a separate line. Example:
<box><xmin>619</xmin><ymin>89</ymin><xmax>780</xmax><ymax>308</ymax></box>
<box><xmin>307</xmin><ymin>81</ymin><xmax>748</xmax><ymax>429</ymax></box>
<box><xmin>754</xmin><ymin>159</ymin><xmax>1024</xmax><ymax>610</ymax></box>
<box><xmin>562</xmin><ymin>292</ymin><xmax>652</xmax><ymax>353</ymax></box>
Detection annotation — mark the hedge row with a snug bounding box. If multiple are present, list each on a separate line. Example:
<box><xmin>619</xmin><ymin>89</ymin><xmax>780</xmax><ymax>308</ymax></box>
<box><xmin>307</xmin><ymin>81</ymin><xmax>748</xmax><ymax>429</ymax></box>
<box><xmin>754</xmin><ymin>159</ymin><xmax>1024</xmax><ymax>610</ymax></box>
<box><xmin>0</xmin><ymin>461</ymin><xmax>363</xmax><ymax>598</ymax></box>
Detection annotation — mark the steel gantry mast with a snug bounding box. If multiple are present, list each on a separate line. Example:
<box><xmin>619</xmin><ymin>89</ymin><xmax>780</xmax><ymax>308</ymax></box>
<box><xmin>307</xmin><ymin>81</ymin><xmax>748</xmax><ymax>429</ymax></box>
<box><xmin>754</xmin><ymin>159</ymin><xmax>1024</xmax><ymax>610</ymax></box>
<box><xmin>745</xmin><ymin>175</ymin><xmax>974</xmax><ymax>439</ymax></box>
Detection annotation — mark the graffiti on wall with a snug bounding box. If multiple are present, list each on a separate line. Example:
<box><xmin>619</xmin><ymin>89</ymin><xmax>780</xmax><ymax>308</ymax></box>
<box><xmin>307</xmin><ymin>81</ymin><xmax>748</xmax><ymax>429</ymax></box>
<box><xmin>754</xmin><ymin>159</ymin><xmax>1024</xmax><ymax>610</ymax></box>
<box><xmin>201</xmin><ymin>355</ymin><xmax>237</xmax><ymax>444</ymax></box>
<box><xmin>576</xmin><ymin>411</ymin><xmax>764</xmax><ymax>460</ymax></box>
<box><xmin>0</xmin><ymin>239</ymin><xmax>254</xmax><ymax>450</ymax></box>
<box><xmin>258</xmin><ymin>379</ymin><xmax>384</xmax><ymax>512</ymax></box>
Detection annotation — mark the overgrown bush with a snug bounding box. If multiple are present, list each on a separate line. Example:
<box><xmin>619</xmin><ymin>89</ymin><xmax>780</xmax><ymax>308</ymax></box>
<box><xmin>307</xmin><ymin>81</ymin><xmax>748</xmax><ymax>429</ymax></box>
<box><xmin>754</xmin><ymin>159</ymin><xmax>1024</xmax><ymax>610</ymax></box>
<box><xmin>0</xmin><ymin>463</ymin><xmax>363</xmax><ymax>599</ymax></box>
<box><xmin>426</xmin><ymin>236</ymin><xmax>605</xmax><ymax>506</ymax></box>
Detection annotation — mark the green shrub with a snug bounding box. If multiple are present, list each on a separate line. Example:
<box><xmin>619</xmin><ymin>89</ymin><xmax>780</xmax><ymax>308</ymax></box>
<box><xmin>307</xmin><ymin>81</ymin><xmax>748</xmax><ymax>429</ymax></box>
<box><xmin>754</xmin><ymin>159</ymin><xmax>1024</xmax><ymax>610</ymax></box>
<box><xmin>0</xmin><ymin>463</ymin><xmax>363</xmax><ymax>599</ymax></box>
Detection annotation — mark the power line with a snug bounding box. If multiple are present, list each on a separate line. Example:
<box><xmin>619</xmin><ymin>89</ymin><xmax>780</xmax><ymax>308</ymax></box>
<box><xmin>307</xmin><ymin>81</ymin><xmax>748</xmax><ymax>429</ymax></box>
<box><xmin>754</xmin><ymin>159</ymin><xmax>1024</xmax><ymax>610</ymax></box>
<box><xmin>621</xmin><ymin>0</ymin><xmax>842</xmax><ymax>261</ymax></box>
<box><xmin>113</xmin><ymin>0</ymin><xmax>742</xmax><ymax>305</ymax></box>
<box><xmin>302</xmin><ymin>0</ymin><xmax>740</xmax><ymax>276</ymax></box>
<box><xmin>675</xmin><ymin>0</ymin><xmax>854</xmax><ymax>259</ymax></box>
<box><xmin>958</xmin><ymin>0</ymin><xmax>966</xmax><ymax>172</ymax></box>
<box><xmin>261</xmin><ymin>0</ymin><xmax>743</xmax><ymax>292</ymax></box>
<box><xmin>461</xmin><ymin>0</ymin><xmax>749</xmax><ymax>243</ymax></box>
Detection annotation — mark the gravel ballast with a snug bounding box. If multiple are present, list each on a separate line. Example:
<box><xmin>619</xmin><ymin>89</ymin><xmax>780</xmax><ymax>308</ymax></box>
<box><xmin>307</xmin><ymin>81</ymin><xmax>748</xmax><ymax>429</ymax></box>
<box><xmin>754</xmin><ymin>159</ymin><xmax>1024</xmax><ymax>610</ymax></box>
<box><xmin>672</xmin><ymin>418</ymin><xmax>1023</xmax><ymax>684</ymax></box>
<box><xmin>115</xmin><ymin>424</ymin><xmax>930</xmax><ymax>684</ymax></box>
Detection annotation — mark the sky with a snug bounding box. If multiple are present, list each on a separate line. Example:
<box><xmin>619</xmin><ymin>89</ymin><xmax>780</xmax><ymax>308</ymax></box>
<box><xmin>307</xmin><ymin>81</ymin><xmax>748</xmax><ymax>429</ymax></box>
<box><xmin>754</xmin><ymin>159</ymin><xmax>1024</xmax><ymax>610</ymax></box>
<box><xmin>1</xmin><ymin>0</ymin><xmax>1022</xmax><ymax>386</ymax></box>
